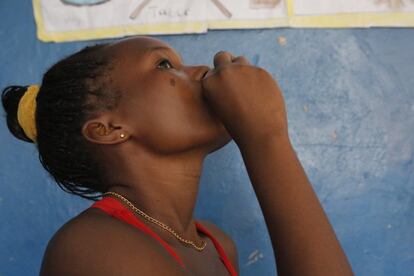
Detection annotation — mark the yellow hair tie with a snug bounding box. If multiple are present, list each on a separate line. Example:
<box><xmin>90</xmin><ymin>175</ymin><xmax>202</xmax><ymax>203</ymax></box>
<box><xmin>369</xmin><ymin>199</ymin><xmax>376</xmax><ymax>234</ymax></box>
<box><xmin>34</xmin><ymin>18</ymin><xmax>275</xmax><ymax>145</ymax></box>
<box><xmin>17</xmin><ymin>85</ymin><xmax>40</xmax><ymax>142</ymax></box>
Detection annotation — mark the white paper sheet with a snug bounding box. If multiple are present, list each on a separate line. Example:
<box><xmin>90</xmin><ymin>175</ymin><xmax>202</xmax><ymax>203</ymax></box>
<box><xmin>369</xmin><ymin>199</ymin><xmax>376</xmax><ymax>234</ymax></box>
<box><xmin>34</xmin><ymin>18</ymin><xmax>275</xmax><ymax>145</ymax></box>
<box><xmin>294</xmin><ymin>0</ymin><xmax>414</xmax><ymax>15</ymax></box>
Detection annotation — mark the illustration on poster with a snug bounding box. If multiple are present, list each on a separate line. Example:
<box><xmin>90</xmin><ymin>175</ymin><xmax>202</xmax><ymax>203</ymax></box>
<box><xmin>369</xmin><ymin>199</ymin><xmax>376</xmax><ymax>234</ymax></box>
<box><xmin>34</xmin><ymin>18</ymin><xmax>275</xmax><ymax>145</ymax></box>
<box><xmin>61</xmin><ymin>0</ymin><xmax>109</xmax><ymax>5</ymax></box>
<box><xmin>60</xmin><ymin>0</ymin><xmax>282</xmax><ymax>21</ymax></box>
<box><xmin>250</xmin><ymin>0</ymin><xmax>281</xmax><ymax>9</ymax></box>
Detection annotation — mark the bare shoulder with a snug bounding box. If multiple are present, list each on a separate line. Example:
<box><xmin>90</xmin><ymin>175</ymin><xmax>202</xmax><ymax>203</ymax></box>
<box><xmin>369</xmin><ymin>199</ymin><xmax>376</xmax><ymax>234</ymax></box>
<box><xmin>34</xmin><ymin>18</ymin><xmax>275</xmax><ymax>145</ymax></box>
<box><xmin>198</xmin><ymin>220</ymin><xmax>239</xmax><ymax>273</ymax></box>
<box><xmin>40</xmin><ymin>209</ymin><xmax>188</xmax><ymax>276</ymax></box>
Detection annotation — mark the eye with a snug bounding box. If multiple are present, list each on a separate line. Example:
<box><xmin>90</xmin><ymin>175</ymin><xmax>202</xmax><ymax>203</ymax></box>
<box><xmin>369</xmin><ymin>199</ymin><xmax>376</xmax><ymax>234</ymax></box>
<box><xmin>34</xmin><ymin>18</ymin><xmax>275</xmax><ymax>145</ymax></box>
<box><xmin>157</xmin><ymin>59</ymin><xmax>173</xmax><ymax>69</ymax></box>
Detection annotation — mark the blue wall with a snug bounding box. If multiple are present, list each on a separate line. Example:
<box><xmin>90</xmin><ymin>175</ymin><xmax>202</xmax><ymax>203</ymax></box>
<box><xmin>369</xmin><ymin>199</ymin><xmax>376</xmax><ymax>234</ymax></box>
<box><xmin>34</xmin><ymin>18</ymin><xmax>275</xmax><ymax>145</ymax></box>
<box><xmin>1</xmin><ymin>1</ymin><xmax>413</xmax><ymax>275</ymax></box>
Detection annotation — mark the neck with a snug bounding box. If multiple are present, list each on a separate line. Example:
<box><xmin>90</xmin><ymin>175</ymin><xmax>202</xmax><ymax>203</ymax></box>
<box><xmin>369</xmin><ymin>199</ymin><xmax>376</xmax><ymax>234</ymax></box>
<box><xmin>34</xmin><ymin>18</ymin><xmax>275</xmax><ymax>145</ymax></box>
<box><xmin>104</xmin><ymin>144</ymin><xmax>208</xmax><ymax>247</ymax></box>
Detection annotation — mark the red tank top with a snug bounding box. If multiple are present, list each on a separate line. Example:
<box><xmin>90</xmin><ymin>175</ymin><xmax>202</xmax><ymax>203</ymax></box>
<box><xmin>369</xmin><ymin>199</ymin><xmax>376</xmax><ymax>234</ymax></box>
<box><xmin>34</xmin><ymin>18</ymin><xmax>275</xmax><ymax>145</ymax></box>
<box><xmin>90</xmin><ymin>197</ymin><xmax>238</xmax><ymax>276</ymax></box>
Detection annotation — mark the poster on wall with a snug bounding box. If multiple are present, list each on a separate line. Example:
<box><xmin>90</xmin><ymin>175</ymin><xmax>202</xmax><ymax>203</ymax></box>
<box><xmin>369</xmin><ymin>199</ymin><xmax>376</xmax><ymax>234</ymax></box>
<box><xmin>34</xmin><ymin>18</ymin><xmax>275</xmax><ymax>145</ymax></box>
<box><xmin>32</xmin><ymin>0</ymin><xmax>414</xmax><ymax>42</ymax></box>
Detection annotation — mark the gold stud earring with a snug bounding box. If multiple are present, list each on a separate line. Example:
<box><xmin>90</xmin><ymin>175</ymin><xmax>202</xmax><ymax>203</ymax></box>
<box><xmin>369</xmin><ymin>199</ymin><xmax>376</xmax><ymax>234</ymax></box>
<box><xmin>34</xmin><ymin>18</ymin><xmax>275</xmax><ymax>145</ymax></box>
<box><xmin>120</xmin><ymin>134</ymin><xmax>125</xmax><ymax>138</ymax></box>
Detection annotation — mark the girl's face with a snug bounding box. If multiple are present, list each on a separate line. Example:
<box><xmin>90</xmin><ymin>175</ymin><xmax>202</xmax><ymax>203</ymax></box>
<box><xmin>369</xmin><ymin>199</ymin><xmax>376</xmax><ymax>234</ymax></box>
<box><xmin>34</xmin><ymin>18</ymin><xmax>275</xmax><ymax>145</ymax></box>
<box><xmin>103</xmin><ymin>36</ymin><xmax>232</xmax><ymax>154</ymax></box>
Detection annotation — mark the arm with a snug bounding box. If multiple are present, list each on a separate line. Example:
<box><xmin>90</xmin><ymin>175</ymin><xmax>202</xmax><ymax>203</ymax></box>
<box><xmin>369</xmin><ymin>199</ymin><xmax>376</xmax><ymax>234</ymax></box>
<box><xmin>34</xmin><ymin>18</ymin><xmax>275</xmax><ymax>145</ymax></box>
<box><xmin>240</xmin><ymin>133</ymin><xmax>354</xmax><ymax>276</ymax></box>
<box><xmin>201</xmin><ymin>52</ymin><xmax>354</xmax><ymax>276</ymax></box>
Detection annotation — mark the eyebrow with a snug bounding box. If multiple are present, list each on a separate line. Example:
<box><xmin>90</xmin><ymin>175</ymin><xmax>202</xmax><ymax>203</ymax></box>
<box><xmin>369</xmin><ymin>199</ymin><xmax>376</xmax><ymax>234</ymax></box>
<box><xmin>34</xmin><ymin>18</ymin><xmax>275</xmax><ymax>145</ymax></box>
<box><xmin>146</xmin><ymin>46</ymin><xmax>183</xmax><ymax>62</ymax></box>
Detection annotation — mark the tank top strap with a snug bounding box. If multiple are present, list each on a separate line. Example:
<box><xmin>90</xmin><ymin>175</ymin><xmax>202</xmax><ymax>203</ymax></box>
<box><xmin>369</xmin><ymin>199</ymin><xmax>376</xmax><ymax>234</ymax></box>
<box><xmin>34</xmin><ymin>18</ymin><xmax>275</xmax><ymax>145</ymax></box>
<box><xmin>195</xmin><ymin>222</ymin><xmax>238</xmax><ymax>276</ymax></box>
<box><xmin>90</xmin><ymin>197</ymin><xmax>238</xmax><ymax>275</ymax></box>
<box><xmin>90</xmin><ymin>197</ymin><xmax>186</xmax><ymax>268</ymax></box>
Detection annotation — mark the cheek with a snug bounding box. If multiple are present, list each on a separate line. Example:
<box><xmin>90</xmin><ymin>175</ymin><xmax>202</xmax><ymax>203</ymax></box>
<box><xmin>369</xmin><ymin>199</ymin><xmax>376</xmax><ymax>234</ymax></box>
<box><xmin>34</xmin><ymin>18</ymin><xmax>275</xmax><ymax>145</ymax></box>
<box><xmin>123</xmin><ymin>73</ymin><xmax>224</xmax><ymax>153</ymax></box>
<box><xmin>144</xmin><ymin>92</ymin><xmax>204</xmax><ymax>134</ymax></box>
<box><xmin>140</xmin><ymin>105</ymin><xmax>217</xmax><ymax>154</ymax></box>
<box><xmin>143</xmin><ymin>91</ymin><xmax>223</xmax><ymax>152</ymax></box>
<box><xmin>146</xmin><ymin>74</ymin><xmax>210</xmax><ymax>124</ymax></box>
<box><xmin>169</xmin><ymin>78</ymin><xmax>176</xmax><ymax>87</ymax></box>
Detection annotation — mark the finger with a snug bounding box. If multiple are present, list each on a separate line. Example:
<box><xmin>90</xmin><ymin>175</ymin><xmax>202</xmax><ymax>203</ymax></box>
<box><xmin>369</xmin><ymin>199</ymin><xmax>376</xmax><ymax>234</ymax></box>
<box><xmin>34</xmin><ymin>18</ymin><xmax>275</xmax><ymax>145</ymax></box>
<box><xmin>213</xmin><ymin>51</ymin><xmax>235</xmax><ymax>68</ymax></box>
<box><xmin>232</xmin><ymin>55</ymin><xmax>250</xmax><ymax>65</ymax></box>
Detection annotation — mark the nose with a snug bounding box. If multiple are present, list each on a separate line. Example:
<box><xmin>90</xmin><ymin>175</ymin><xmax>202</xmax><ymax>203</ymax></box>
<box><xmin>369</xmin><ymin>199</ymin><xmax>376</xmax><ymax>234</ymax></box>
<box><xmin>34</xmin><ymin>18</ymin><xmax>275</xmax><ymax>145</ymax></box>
<box><xmin>184</xmin><ymin>65</ymin><xmax>211</xmax><ymax>81</ymax></box>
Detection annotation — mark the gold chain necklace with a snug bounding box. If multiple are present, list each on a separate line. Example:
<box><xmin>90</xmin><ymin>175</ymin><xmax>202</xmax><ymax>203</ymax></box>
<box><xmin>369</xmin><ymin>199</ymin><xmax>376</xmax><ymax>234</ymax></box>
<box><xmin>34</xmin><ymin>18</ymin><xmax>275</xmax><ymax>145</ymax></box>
<box><xmin>103</xmin><ymin>191</ymin><xmax>207</xmax><ymax>251</ymax></box>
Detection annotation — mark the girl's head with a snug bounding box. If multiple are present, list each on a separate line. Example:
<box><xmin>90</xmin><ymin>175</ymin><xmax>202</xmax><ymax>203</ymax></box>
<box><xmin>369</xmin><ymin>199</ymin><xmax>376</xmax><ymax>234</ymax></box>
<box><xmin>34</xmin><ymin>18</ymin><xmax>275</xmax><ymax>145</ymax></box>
<box><xmin>2</xmin><ymin>36</ymin><xmax>231</xmax><ymax>201</ymax></box>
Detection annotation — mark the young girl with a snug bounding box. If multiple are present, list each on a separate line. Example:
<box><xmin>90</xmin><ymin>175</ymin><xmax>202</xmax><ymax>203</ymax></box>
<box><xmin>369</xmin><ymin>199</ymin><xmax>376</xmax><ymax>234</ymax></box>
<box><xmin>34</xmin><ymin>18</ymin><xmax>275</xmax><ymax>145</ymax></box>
<box><xmin>2</xmin><ymin>36</ymin><xmax>354</xmax><ymax>275</ymax></box>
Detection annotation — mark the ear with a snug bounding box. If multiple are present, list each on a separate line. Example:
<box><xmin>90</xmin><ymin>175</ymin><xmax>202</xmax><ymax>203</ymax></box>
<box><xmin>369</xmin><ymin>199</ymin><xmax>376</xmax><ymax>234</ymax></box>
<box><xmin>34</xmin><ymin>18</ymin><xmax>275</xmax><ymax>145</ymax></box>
<box><xmin>82</xmin><ymin>114</ymin><xmax>130</xmax><ymax>145</ymax></box>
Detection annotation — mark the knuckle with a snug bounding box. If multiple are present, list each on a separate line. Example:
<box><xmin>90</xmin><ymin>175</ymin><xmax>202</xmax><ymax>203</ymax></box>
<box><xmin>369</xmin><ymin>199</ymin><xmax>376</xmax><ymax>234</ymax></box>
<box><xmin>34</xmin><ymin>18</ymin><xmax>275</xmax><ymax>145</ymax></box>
<box><xmin>215</xmin><ymin>65</ymin><xmax>232</xmax><ymax>76</ymax></box>
<box><xmin>215</xmin><ymin>50</ymin><xmax>231</xmax><ymax>59</ymax></box>
<box><xmin>255</xmin><ymin>66</ymin><xmax>266</xmax><ymax>74</ymax></box>
<box><xmin>216</xmin><ymin>50</ymin><xmax>227</xmax><ymax>55</ymax></box>
<box><xmin>255</xmin><ymin>67</ymin><xmax>271</xmax><ymax>77</ymax></box>
<box><xmin>236</xmin><ymin>55</ymin><xmax>248</xmax><ymax>61</ymax></box>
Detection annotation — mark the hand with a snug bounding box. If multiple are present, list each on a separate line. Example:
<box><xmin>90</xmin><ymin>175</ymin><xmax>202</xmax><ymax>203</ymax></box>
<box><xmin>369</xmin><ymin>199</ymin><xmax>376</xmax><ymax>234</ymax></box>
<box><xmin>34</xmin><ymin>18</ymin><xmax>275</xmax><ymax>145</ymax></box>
<box><xmin>201</xmin><ymin>51</ymin><xmax>289</xmax><ymax>147</ymax></box>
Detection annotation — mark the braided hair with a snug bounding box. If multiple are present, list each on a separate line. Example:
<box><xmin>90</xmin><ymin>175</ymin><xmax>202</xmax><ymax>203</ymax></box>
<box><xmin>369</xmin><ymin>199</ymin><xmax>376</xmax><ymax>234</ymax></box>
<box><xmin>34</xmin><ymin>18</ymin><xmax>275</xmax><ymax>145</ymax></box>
<box><xmin>1</xmin><ymin>44</ymin><xmax>121</xmax><ymax>201</ymax></box>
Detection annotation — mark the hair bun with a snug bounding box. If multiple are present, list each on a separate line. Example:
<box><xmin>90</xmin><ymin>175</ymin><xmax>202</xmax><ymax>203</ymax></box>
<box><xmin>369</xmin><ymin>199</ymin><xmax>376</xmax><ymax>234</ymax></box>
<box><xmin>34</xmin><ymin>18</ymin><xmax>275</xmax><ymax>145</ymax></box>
<box><xmin>1</xmin><ymin>86</ymin><xmax>35</xmax><ymax>143</ymax></box>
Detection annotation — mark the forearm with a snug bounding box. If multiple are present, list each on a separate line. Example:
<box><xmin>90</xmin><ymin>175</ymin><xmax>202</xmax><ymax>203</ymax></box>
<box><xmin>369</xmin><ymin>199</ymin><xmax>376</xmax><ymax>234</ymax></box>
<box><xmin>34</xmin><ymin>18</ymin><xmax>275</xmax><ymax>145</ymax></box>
<box><xmin>238</xmin><ymin>134</ymin><xmax>354</xmax><ymax>276</ymax></box>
